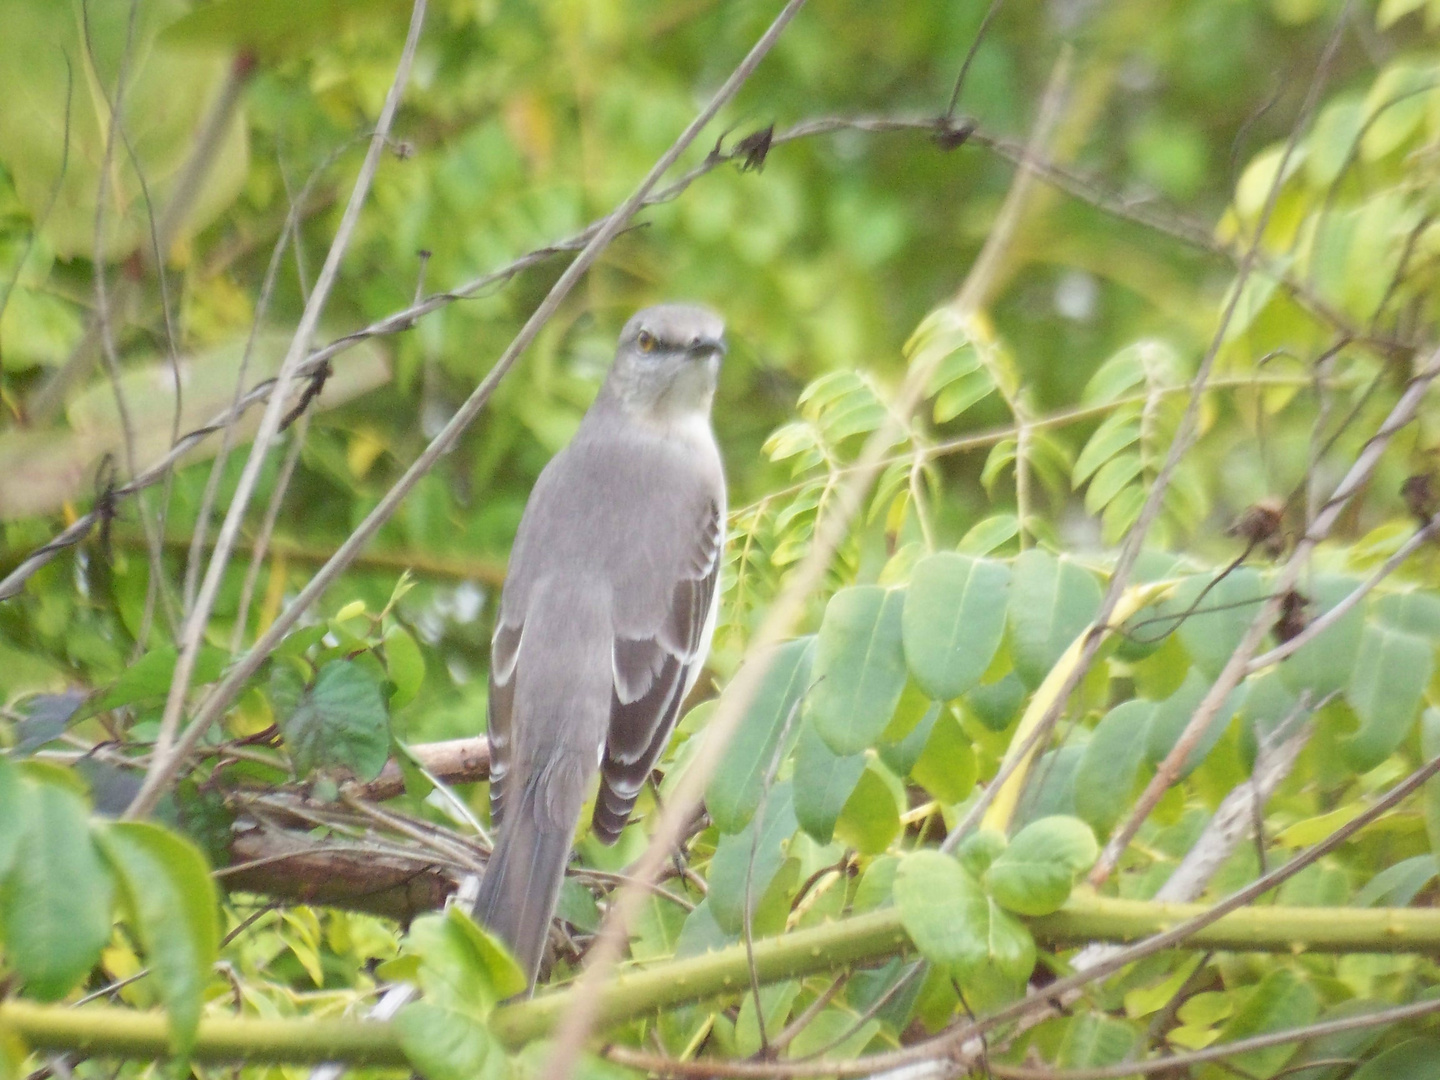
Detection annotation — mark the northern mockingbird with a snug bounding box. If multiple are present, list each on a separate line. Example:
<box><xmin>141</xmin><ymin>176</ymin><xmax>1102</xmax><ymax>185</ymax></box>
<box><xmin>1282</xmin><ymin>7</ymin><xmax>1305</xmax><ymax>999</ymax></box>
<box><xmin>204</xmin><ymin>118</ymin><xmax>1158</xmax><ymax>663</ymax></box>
<box><xmin>473</xmin><ymin>303</ymin><xmax>727</xmax><ymax>988</ymax></box>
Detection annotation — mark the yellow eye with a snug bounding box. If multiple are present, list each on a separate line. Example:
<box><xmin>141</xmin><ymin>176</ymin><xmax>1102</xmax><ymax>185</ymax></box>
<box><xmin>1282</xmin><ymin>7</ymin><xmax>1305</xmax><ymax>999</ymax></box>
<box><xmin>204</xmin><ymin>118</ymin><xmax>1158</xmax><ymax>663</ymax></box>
<box><xmin>637</xmin><ymin>330</ymin><xmax>656</xmax><ymax>353</ymax></box>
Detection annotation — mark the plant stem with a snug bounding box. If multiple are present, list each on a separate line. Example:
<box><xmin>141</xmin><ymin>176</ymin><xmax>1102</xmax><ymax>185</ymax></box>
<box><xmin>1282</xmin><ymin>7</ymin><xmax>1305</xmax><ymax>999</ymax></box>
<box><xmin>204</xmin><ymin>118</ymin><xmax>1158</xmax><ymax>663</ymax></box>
<box><xmin>488</xmin><ymin>894</ymin><xmax>1440</xmax><ymax>1048</ymax></box>
<box><xmin>0</xmin><ymin>1003</ymin><xmax>407</xmax><ymax>1066</ymax></box>
<box><xmin>6</xmin><ymin>896</ymin><xmax>1440</xmax><ymax>1063</ymax></box>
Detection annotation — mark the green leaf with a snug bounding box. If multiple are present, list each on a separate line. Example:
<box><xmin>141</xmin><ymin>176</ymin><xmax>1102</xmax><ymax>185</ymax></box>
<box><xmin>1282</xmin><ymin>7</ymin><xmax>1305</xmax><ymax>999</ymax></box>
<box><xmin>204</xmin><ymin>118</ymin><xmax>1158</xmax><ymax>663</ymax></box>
<box><xmin>1083</xmin><ymin>452</ymin><xmax>1143</xmax><ymax>516</ymax></box>
<box><xmin>1008</xmin><ymin>550</ymin><xmax>1102</xmax><ymax>689</ymax></box>
<box><xmin>1237</xmin><ymin>671</ymin><xmax>1300</xmax><ymax>771</ymax></box>
<box><xmin>1377</xmin><ymin>0</ymin><xmax>1426</xmax><ymax>25</ymax></box>
<box><xmin>834</xmin><ymin>766</ymin><xmax>901</xmax><ymax>855</ymax></box>
<box><xmin>1344</xmin><ymin>623</ymin><xmax>1432</xmax><ymax>771</ymax></box>
<box><xmin>959</xmin><ymin>514</ymin><xmax>1020</xmax><ymax>556</ymax></box>
<box><xmin>901</xmin><ymin>554</ymin><xmax>1011</xmax><ymax>701</ymax></box>
<box><xmin>707</xmin><ymin>637</ymin><xmax>815</xmax><ymax>834</ymax></box>
<box><xmin>1354</xmin><ymin>855</ymin><xmax>1437</xmax><ymax>907</ymax></box>
<box><xmin>807</xmin><ymin>586</ymin><xmax>909</xmax><ymax>756</ymax></box>
<box><xmin>933</xmin><ymin>366</ymin><xmax>996</xmax><ymax>423</ymax></box>
<box><xmin>1306</xmin><ymin>95</ymin><xmax>1367</xmax><ymax>188</ymax></box>
<box><xmin>1074</xmin><ymin>412</ymin><xmax>1140</xmax><ymax>485</ymax></box>
<box><xmin>879</xmin><ymin>701</ymin><xmax>941</xmax><ymax>776</ymax></box>
<box><xmin>0</xmin><ymin>757</ymin><xmax>26</xmax><ymax>879</ymax></box>
<box><xmin>708</xmin><ymin>783</ymin><xmax>798</xmax><ymax>934</ymax></box>
<box><xmin>1145</xmin><ymin>670</ymin><xmax>1239</xmax><ymax>776</ymax></box>
<box><xmin>272</xmin><ymin>659</ymin><xmax>391</xmax><ymax>780</ymax></box>
<box><xmin>1164</xmin><ymin>567</ymin><xmax>1266</xmax><ymax>679</ymax></box>
<box><xmin>966</xmin><ymin>672</ymin><xmax>1027</xmax><ymax>731</ymax></box>
<box><xmin>1083</xmin><ymin>340</ymin><xmax>1181</xmax><ymax>404</ymax></box>
<box><xmin>1424</xmin><ymin>708</ymin><xmax>1440</xmax><ymax>859</ymax></box>
<box><xmin>94</xmin><ymin>645</ymin><xmax>229</xmax><ymax>712</ymax></box>
<box><xmin>1342</xmin><ymin>1037</ymin><xmax>1440</xmax><ymax>1080</ymax></box>
<box><xmin>1</xmin><ymin>775</ymin><xmax>113</xmax><ymax>1000</ymax></box>
<box><xmin>981</xmin><ymin>438</ymin><xmax>1017</xmax><ymax>495</ymax></box>
<box><xmin>1202</xmin><ymin>968</ymin><xmax>1317</xmax><ymax>1080</ymax></box>
<box><xmin>1075</xmin><ymin>700</ymin><xmax>1152</xmax><ymax>833</ymax></box>
<box><xmin>0</xmin><ymin>0</ymin><xmax>249</xmax><ymax>259</ymax></box>
<box><xmin>1057</xmin><ymin>1014</ymin><xmax>1139</xmax><ymax>1068</ymax></box>
<box><xmin>909</xmin><ymin>709</ymin><xmax>977</xmax><ymax>803</ymax></box>
<box><xmin>385</xmin><ymin>627</ymin><xmax>426</xmax><ymax>709</ymax></box>
<box><xmin>956</xmin><ymin>829</ymin><xmax>1007</xmax><ymax>877</ymax></box>
<box><xmin>404</xmin><ymin>908</ymin><xmax>523</xmax><ymax>1015</ymax></box>
<box><xmin>445</xmin><ymin>906</ymin><xmax>526</xmax><ymax>1002</ymax></box>
<box><xmin>1375</xmin><ymin>591</ymin><xmax>1440</xmax><ymax>639</ymax></box>
<box><xmin>983</xmin><ymin>815</ymin><xmax>1098</xmax><ymax>916</ymax></box>
<box><xmin>1286</xmin><ymin>1000</ymin><xmax>1388</xmax><ymax>1080</ymax></box>
<box><xmin>99</xmin><ymin>823</ymin><xmax>220</xmax><ymax>1057</ymax></box>
<box><xmin>1278</xmin><ymin>575</ymin><xmax>1366</xmax><ymax>698</ymax></box>
<box><xmin>736</xmin><ymin>982</ymin><xmax>800</xmax><ymax>1057</ymax></box>
<box><xmin>1361</xmin><ymin>60</ymin><xmax>1437</xmax><ymax>160</ymax></box>
<box><xmin>893</xmin><ymin>851</ymin><xmax>1034</xmax><ymax>982</ymax></box>
<box><xmin>163</xmin><ymin>0</ymin><xmax>410</xmax><ymax>57</ymax></box>
<box><xmin>396</xmin><ymin>1001</ymin><xmax>500</xmax><ymax>1080</ymax></box>
<box><xmin>793</xmin><ymin>720</ymin><xmax>867</xmax><ymax>843</ymax></box>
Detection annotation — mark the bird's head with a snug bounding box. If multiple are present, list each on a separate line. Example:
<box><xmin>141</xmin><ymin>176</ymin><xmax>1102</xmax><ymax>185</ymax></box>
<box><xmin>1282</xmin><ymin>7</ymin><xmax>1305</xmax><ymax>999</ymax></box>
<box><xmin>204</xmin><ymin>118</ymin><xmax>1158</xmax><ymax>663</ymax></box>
<box><xmin>606</xmin><ymin>303</ymin><xmax>726</xmax><ymax>420</ymax></box>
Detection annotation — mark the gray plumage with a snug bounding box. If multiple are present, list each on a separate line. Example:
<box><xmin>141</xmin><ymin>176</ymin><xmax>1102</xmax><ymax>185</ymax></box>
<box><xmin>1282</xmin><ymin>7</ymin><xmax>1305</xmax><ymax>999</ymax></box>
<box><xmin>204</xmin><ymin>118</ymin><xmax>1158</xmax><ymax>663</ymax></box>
<box><xmin>472</xmin><ymin>303</ymin><xmax>727</xmax><ymax>989</ymax></box>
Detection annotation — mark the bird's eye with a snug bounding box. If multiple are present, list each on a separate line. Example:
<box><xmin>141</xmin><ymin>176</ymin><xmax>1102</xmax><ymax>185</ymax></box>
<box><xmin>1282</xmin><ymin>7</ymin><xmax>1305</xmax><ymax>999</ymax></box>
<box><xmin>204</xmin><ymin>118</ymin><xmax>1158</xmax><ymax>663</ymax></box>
<box><xmin>637</xmin><ymin>330</ymin><xmax>656</xmax><ymax>353</ymax></box>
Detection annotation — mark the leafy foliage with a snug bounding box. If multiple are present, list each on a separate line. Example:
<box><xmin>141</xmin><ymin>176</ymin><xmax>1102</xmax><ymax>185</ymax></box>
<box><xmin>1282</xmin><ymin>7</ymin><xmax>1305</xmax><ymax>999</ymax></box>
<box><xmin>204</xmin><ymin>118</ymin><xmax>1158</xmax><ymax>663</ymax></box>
<box><xmin>3</xmin><ymin>0</ymin><xmax>1440</xmax><ymax>1078</ymax></box>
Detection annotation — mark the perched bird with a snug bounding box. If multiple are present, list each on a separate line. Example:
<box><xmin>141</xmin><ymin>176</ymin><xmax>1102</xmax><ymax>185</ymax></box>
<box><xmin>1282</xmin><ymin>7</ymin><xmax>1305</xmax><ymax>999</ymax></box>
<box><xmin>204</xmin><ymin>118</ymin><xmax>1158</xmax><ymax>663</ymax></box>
<box><xmin>473</xmin><ymin>303</ymin><xmax>727</xmax><ymax>988</ymax></box>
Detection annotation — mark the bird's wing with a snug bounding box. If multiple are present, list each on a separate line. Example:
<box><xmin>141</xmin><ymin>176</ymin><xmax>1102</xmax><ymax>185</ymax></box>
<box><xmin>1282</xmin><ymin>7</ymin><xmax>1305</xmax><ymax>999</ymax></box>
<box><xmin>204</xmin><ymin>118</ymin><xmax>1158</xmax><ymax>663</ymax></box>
<box><xmin>592</xmin><ymin>494</ymin><xmax>723</xmax><ymax>842</ymax></box>
<box><xmin>485</xmin><ymin>618</ymin><xmax>523</xmax><ymax>826</ymax></box>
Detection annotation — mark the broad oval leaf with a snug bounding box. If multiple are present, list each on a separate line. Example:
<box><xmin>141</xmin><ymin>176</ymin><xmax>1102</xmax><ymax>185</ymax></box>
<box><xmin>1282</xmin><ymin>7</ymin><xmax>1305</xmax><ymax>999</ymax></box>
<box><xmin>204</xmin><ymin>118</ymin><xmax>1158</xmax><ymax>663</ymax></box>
<box><xmin>1374</xmin><ymin>590</ymin><xmax>1440</xmax><ymax>639</ymax></box>
<box><xmin>794</xmin><ymin>721</ymin><xmax>866</xmax><ymax>844</ymax></box>
<box><xmin>1164</xmin><ymin>567</ymin><xmax>1266</xmax><ymax>679</ymax></box>
<box><xmin>966</xmin><ymin>672</ymin><xmax>1027</xmax><ymax>731</ymax></box>
<box><xmin>396</xmin><ymin>1001</ymin><xmax>498</xmax><ymax>1080</ymax></box>
<box><xmin>1073</xmin><ymin>411</ymin><xmax>1140</xmax><ymax>482</ymax></box>
<box><xmin>1347</xmin><ymin>1037</ymin><xmax>1440</xmax><ymax>1080</ymax></box>
<box><xmin>1075</xmin><ymin>700</ymin><xmax>1153</xmax><ymax>833</ymax></box>
<box><xmin>909</xmin><ymin>709</ymin><xmax>977</xmax><ymax>804</ymax></box>
<box><xmin>95</xmin><ymin>645</ymin><xmax>229</xmax><ymax>713</ymax></box>
<box><xmin>100</xmin><ymin>822</ymin><xmax>220</xmax><ymax>1057</ymax></box>
<box><xmin>708</xmin><ymin>783</ymin><xmax>798</xmax><ymax>934</ymax></box>
<box><xmin>1237</xmin><ymin>671</ymin><xmax>1300</xmax><ymax>772</ymax></box>
<box><xmin>959</xmin><ymin>514</ymin><xmax>1020</xmax><ymax>556</ymax></box>
<box><xmin>707</xmin><ymin>637</ymin><xmax>815</xmax><ymax>834</ymax></box>
<box><xmin>807</xmin><ymin>586</ymin><xmax>909</xmax><ymax>756</ymax></box>
<box><xmin>1206</xmin><ymin>968</ymin><xmax>1317</xmax><ymax>1080</ymax></box>
<box><xmin>1</xmin><ymin>775</ymin><xmax>113</xmax><ymax>1001</ymax></box>
<box><xmin>984</xmin><ymin>815</ymin><xmax>1098</xmax><ymax>916</ymax></box>
<box><xmin>902</xmin><ymin>553</ymin><xmax>1011</xmax><ymax>701</ymax></box>
<box><xmin>1344</xmin><ymin>624</ymin><xmax>1432</xmax><ymax>771</ymax></box>
<box><xmin>894</xmin><ymin>851</ymin><xmax>1034</xmax><ymax>982</ymax></box>
<box><xmin>1277</xmin><ymin>575</ymin><xmax>1366</xmax><ymax>698</ymax></box>
<box><xmin>0</xmin><ymin>756</ymin><xmax>25</xmax><ymax>879</ymax></box>
<box><xmin>1146</xmin><ymin>670</ymin><xmax>1240</xmax><ymax>776</ymax></box>
<box><xmin>385</xmin><ymin>627</ymin><xmax>427</xmax><ymax>709</ymax></box>
<box><xmin>1057</xmin><ymin>1014</ymin><xmax>1139</xmax><ymax>1069</ymax></box>
<box><xmin>1008</xmin><ymin>550</ymin><xmax>1102</xmax><ymax>689</ymax></box>
<box><xmin>272</xmin><ymin>659</ymin><xmax>391</xmax><ymax>780</ymax></box>
<box><xmin>833</xmin><ymin>766</ymin><xmax>901</xmax><ymax>855</ymax></box>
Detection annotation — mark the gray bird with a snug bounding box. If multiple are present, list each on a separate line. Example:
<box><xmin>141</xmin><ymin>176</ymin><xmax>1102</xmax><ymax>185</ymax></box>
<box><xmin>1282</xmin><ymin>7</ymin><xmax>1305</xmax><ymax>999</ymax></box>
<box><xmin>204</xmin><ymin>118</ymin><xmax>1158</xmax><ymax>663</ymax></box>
<box><xmin>472</xmin><ymin>303</ymin><xmax>727</xmax><ymax>988</ymax></box>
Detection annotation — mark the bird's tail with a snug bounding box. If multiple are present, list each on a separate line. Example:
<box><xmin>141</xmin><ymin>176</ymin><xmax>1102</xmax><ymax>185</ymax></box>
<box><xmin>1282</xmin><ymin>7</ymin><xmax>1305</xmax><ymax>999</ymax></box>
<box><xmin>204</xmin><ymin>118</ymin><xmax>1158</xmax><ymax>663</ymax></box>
<box><xmin>472</xmin><ymin>764</ymin><xmax>581</xmax><ymax>991</ymax></box>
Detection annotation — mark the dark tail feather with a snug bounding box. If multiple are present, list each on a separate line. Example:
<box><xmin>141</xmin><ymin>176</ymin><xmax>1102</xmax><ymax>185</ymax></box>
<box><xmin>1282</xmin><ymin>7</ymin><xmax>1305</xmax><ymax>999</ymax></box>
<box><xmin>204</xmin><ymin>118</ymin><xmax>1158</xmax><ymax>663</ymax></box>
<box><xmin>472</xmin><ymin>788</ymin><xmax>573</xmax><ymax>991</ymax></box>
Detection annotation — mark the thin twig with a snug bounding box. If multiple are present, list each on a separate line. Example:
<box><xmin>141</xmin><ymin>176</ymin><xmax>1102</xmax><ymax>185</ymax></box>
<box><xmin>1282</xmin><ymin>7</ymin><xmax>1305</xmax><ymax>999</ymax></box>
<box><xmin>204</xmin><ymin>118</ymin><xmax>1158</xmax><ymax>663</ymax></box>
<box><xmin>123</xmin><ymin>0</ymin><xmax>430</xmax><ymax>821</ymax></box>
<box><xmin>1020</xmin><ymin>0</ymin><xmax>1357</xmax><ymax>885</ymax></box>
<box><xmin>987</xmin><ymin>996</ymin><xmax>1440</xmax><ymax>1080</ymax></box>
<box><xmin>1246</xmin><ymin>516</ymin><xmax>1440</xmax><ymax>672</ymax></box>
<box><xmin>125</xmin><ymin>0</ymin><xmax>805</xmax><ymax>837</ymax></box>
<box><xmin>1093</xmin><ymin>340</ymin><xmax>1440</xmax><ymax>882</ymax></box>
<box><xmin>231</xmin><ymin>417</ymin><xmax>309</xmax><ymax>651</ymax></box>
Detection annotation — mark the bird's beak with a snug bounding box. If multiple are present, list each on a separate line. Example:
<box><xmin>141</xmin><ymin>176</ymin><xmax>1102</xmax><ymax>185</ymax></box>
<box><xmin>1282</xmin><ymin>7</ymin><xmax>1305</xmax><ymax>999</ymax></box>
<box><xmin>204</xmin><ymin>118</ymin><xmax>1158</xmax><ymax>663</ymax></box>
<box><xmin>687</xmin><ymin>337</ymin><xmax>727</xmax><ymax>362</ymax></box>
